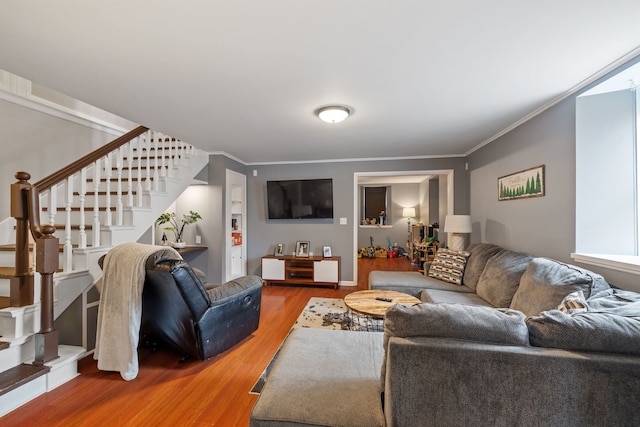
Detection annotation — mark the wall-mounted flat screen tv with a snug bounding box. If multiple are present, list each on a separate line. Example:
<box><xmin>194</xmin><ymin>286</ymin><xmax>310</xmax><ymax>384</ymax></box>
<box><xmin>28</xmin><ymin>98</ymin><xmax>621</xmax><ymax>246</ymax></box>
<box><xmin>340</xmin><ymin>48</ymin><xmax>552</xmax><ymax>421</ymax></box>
<box><xmin>267</xmin><ymin>178</ymin><xmax>334</xmax><ymax>219</ymax></box>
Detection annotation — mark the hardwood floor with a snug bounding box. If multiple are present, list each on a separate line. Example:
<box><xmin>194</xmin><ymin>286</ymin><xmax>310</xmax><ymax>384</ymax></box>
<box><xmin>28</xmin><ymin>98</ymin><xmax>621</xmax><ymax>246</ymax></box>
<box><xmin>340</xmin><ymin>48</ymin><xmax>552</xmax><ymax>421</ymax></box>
<box><xmin>0</xmin><ymin>257</ymin><xmax>417</xmax><ymax>426</ymax></box>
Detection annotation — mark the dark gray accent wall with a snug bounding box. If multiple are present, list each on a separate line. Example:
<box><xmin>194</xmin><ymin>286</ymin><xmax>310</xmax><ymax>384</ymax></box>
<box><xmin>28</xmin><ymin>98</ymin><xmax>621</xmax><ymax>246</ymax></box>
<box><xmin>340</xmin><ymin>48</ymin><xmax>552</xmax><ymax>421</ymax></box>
<box><xmin>246</xmin><ymin>157</ymin><xmax>467</xmax><ymax>283</ymax></box>
<box><xmin>467</xmin><ymin>54</ymin><xmax>640</xmax><ymax>291</ymax></box>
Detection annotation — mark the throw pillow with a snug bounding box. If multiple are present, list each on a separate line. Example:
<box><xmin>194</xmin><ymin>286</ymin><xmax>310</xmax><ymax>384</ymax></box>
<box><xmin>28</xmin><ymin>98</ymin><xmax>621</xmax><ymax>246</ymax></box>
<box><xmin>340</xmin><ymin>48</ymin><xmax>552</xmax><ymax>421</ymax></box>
<box><xmin>381</xmin><ymin>303</ymin><xmax>529</xmax><ymax>388</ymax></box>
<box><xmin>427</xmin><ymin>248</ymin><xmax>470</xmax><ymax>285</ymax></box>
<box><xmin>462</xmin><ymin>243</ymin><xmax>503</xmax><ymax>290</ymax></box>
<box><xmin>475</xmin><ymin>250</ymin><xmax>533</xmax><ymax>307</ymax></box>
<box><xmin>509</xmin><ymin>258</ymin><xmax>611</xmax><ymax>316</ymax></box>
<box><xmin>557</xmin><ymin>291</ymin><xmax>589</xmax><ymax>314</ymax></box>
<box><xmin>527</xmin><ymin>310</ymin><xmax>640</xmax><ymax>355</ymax></box>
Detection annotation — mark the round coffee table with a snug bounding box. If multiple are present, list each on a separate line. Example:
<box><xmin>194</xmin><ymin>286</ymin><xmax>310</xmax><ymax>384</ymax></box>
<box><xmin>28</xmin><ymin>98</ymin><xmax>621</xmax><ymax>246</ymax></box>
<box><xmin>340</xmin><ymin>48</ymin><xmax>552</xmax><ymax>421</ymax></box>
<box><xmin>344</xmin><ymin>290</ymin><xmax>421</xmax><ymax>319</ymax></box>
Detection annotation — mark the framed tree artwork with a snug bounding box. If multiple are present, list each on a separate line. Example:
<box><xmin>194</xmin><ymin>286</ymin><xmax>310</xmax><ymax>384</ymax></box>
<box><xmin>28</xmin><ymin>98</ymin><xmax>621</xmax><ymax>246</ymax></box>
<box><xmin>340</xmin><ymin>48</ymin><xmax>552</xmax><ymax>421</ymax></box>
<box><xmin>498</xmin><ymin>165</ymin><xmax>545</xmax><ymax>201</ymax></box>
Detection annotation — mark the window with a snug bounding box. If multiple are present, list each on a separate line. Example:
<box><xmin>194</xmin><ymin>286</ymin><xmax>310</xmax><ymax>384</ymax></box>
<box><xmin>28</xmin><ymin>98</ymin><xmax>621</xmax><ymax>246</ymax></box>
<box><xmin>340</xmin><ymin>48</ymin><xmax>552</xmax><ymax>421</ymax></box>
<box><xmin>574</xmin><ymin>62</ymin><xmax>640</xmax><ymax>274</ymax></box>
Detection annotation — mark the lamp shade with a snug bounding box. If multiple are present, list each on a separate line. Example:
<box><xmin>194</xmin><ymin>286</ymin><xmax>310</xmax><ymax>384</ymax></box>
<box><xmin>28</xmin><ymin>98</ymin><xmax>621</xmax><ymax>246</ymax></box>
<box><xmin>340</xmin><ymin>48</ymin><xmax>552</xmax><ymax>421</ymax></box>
<box><xmin>317</xmin><ymin>106</ymin><xmax>350</xmax><ymax>123</ymax></box>
<box><xmin>402</xmin><ymin>207</ymin><xmax>416</xmax><ymax>218</ymax></box>
<box><xmin>444</xmin><ymin>215</ymin><xmax>472</xmax><ymax>233</ymax></box>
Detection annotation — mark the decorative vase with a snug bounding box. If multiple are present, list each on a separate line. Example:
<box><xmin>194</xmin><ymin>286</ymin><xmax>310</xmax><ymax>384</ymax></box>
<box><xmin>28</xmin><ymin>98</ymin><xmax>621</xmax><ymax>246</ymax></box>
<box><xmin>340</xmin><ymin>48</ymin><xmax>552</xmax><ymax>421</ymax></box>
<box><xmin>172</xmin><ymin>241</ymin><xmax>186</xmax><ymax>249</ymax></box>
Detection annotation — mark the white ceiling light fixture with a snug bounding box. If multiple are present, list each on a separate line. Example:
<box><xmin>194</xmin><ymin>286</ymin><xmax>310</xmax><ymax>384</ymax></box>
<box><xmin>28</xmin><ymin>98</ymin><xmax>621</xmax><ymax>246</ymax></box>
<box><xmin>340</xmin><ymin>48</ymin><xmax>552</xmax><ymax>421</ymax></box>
<box><xmin>316</xmin><ymin>105</ymin><xmax>351</xmax><ymax>124</ymax></box>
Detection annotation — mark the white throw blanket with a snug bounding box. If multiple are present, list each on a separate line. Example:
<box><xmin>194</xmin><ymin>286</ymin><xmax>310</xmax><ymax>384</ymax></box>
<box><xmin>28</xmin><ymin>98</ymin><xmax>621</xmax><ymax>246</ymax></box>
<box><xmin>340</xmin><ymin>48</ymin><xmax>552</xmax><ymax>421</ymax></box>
<box><xmin>94</xmin><ymin>242</ymin><xmax>180</xmax><ymax>380</ymax></box>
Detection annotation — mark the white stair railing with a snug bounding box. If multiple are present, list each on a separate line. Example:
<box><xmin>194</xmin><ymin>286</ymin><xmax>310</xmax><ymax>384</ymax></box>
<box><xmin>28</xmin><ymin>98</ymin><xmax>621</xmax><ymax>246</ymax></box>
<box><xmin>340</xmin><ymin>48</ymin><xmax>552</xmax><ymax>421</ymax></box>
<box><xmin>31</xmin><ymin>127</ymin><xmax>200</xmax><ymax>272</ymax></box>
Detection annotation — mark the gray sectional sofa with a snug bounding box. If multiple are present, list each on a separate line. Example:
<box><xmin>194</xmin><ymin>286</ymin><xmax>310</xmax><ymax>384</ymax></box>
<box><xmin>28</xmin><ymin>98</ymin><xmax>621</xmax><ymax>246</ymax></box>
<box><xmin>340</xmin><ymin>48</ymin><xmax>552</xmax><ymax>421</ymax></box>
<box><xmin>250</xmin><ymin>243</ymin><xmax>640</xmax><ymax>426</ymax></box>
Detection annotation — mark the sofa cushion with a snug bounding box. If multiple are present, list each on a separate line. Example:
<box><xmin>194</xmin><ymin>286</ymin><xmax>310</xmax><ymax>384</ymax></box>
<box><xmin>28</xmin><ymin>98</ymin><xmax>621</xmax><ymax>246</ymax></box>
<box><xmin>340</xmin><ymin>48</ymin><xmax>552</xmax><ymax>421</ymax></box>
<box><xmin>475</xmin><ymin>250</ymin><xmax>534</xmax><ymax>308</ymax></box>
<box><xmin>368</xmin><ymin>270</ymin><xmax>474</xmax><ymax>297</ymax></box>
<box><xmin>382</xmin><ymin>303</ymin><xmax>529</xmax><ymax>388</ymax></box>
<box><xmin>527</xmin><ymin>310</ymin><xmax>640</xmax><ymax>355</ymax></box>
<box><xmin>462</xmin><ymin>243</ymin><xmax>503</xmax><ymax>290</ymax></box>
<box><xmin>509</xmin><ymin>258</ymin><xmax>611</xmax><ymax>316</ymax></box>
<box><xmin>588</xmin><ymin>288</ymin><xmax>640</xmax><ymax>315</ymax></box>
<box><xmin>427</xmin><ymin>248</ymin><xmax>470</xmax><ymax>285</ymax></box>
<box><xmin>420</xmin><ymin>289</ymin><xmax>494</xmax><ymax>307</ymax></box>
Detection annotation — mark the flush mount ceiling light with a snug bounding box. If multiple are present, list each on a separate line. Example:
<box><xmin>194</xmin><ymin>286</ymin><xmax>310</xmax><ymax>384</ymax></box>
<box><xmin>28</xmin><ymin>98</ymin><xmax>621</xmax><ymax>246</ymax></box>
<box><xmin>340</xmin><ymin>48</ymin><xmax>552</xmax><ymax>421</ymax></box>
<box><xmin>316</xmin><ymin>105</ymin><xmax>351</xmax><ymax>124</ymax></box>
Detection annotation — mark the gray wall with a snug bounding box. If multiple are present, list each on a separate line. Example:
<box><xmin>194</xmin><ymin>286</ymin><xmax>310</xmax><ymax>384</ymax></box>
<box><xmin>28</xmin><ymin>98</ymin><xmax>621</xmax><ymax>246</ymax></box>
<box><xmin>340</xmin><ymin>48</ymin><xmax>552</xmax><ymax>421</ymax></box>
<box><xmin>0</xmin><ymin>98</ymin><xmax>118</xmax><ymax>220</ymax></box>
<box><xmin>246</xmin><ymin>157</ymin><xmax>467</xmax><ymax>283</ymax></box>
<box><xmin>171</xmin><ymin>154</ymin><xmax>245</xmax><ymax>283</ymax></box>
<box><xmin>467</xmin><ymin>54</ymin><xmax>640</xmax><ymax>292</ymax></box>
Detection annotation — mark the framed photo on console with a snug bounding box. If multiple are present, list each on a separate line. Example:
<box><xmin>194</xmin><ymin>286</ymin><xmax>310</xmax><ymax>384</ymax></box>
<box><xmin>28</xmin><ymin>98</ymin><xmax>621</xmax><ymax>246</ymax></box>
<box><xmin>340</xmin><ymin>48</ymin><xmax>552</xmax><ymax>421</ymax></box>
<box><xmin>275</xmin><ymin>243</ymin><xmax>284</xmax><ymax>256</ymax></box>
<box><xmin>295</xmin><ymin>241</ymin><xmax>310</xmax><ymax>257</ymax></box>
<box><xmin>322</xmin><ymin>245</ymin><xmax>332</xmax><ymax>258</ymax></box>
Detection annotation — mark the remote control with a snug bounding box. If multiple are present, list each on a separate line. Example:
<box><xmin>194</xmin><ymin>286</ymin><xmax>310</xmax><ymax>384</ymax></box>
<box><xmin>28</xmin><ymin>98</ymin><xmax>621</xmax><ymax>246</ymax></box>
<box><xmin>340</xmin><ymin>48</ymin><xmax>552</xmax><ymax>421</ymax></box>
<box><xmin>375</xmin><ymin>296</ymin><xmax>393</xmax><ymax>302</ymax></box>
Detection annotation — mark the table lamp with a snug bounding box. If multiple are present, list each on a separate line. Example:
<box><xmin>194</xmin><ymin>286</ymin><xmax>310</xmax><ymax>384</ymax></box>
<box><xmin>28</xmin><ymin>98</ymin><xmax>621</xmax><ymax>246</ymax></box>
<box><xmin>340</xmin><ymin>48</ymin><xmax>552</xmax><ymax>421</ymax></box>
<box><xmin>444</xmin><ymin>215</ymin><xmax>472</xmax><ymax>251</ymax></box>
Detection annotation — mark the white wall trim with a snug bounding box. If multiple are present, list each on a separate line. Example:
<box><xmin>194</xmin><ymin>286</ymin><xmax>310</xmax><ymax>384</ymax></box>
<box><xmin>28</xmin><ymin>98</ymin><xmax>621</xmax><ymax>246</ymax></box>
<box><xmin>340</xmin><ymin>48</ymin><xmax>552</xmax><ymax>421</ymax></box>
<box><xmin>246</xmin><ymin>154</ymin><xmax>465</xmax><ymax>166</ymax></box>
<box><xmin>571</xmin><ymin>252</ymin><xmax>640</xmax><ymax>276</ymax></box>
<box><xmin>0</xmin><ymin>70</ymin><xmax>133</xmax><ymax>137</ymax></box>
<box><xmin>466</xmin><ymin>46</ymin><xmax>640</xmax><ymax>157</ymax></box>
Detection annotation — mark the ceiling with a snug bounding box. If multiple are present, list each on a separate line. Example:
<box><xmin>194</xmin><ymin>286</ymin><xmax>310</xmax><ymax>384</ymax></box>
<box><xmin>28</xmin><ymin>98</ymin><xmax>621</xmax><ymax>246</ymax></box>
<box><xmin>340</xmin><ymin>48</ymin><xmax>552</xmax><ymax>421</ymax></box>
<box><xmin>2</xmin><ymin>1</ymin><xmax>640</xmax><ymax>164</ymax></box>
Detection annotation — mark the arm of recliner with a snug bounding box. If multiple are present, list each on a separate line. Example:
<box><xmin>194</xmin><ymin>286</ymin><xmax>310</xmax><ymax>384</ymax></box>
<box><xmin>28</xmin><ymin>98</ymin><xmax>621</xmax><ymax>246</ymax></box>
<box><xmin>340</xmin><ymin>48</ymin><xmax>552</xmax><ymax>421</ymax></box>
<box><xmin>205</xmin><ymin>275</ymin><xmax>263</xmax><ymax>305</ymax></box>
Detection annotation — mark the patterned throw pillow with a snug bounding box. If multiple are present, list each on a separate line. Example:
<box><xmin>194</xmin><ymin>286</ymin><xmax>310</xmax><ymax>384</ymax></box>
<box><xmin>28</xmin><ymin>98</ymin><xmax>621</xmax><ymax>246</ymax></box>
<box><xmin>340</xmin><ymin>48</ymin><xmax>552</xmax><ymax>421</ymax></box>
<box><xmin>557</xmin><ymin>290</ymin><xmax>589</xmax><ymax>314</ymax></box>
<box><xmin>427</xmin><ymin>248</ymin><xmax>470</xmax><ymax>285</ymax></box>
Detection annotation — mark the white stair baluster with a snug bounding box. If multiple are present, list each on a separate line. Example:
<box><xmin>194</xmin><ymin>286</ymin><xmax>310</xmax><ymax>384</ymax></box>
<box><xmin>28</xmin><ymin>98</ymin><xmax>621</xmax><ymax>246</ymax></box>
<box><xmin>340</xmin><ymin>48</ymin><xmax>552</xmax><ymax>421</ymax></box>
<box><xmin>64</xmin><ymin>176</ymin><xmax>73</xmax><ymax>271</ymax></box>
<box><xmin>153</xmin><ymin>133</ymin><xmax>160</xmax><ymax>192</ymax></box>
<box><xmin>136</xmin><ymin>136</ymin><xmax>143</xmax><ymax>207</ymax></box>
<box><xmin>127</xmin><ymin>141</ymin><xmax>134</xmax><ymax>206</ymax></box>
<box><xmin>104</xmin><ymin>152</ymin><xmax>112</xmax><ymax>226</ymax></box>
<box><xmin>160</xmin><ymin>135</ymin><xmax>167</xmax><ymax>177</ymax></box>
<box><xmin>78</xmin><ymin>168</ymin><xmax>87</xmax><ymax>249</ymax></box>
<box><xmin>48</xmin><ymin>184</ymin><xmax>57</xmax><ymax>227</ymax></box>
<box><xmin>145</xmin><ymin>131</ymin><xmax>152</xmax><ymax>191</ymax></box>
<box><xmin>93</xmin><ymin>159</ymin><xmax>101</xmax><ymax>247</ymax></box>
<box><xmin>175</xmin><ymin>139</ymin><xmax>183</xmax><ymax>166</ymax></box>
<box><xmin>116</xmin><ymin>147</ymin><xmax>124</xmax><ymax>225</ymax></box>
<box><xmin>167</xmin><ymin>137</ymin><xmax>175</xmax><ymax>178</ymax></box>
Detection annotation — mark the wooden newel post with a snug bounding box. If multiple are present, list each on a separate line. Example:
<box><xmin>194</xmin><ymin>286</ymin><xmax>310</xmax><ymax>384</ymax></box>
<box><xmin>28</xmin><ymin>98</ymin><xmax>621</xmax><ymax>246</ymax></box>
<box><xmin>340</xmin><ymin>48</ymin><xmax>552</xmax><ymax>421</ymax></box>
<box><xmin>34</xmin><ymin>224</ymin><xmax>59</xmax><ymax>365</ymax></box>
<box><xmin>10</xmin><ymin>171</ymin><xmax>34</xmax><ymax>307</ymax></box>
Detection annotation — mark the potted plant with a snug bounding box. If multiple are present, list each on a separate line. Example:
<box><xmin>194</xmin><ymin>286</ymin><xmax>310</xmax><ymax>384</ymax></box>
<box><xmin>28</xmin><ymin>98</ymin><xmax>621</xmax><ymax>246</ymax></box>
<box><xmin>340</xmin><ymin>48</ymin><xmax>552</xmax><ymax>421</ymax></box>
<box><xmin>156</xmin><ymin>210</ymin><xmax>202</xmax><ymax>248</ymax></box>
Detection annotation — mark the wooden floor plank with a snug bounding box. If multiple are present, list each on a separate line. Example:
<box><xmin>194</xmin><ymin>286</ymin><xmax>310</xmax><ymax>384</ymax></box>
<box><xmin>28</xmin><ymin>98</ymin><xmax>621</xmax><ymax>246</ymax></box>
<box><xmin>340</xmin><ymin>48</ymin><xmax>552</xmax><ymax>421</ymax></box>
<box><xmin>0</xmin><ymin>257</ymin><xmax>416</xmax><ymax>426</ymax></box>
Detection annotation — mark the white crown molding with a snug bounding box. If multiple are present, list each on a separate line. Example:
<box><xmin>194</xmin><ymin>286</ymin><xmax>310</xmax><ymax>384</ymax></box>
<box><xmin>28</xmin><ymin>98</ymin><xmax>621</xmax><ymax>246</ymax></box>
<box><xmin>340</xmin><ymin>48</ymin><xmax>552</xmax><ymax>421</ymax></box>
<box><xmin>0</xmin><ymin>70</ymin><xmax>131</xmax><ymax>137</ymax></box>
<box><xmin>465</xmin><ymin>46</ymin><xmax>640</xmax><ymax>157</ymax></box>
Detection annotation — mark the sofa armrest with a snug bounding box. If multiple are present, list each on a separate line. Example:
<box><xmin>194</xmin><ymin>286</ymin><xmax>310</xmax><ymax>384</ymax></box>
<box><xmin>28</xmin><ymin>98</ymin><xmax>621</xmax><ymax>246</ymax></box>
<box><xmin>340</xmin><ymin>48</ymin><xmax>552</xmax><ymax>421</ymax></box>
<box><xmin>205</xmin><ymin>275</ymin><xmax>263</xmax><ymax>305</ymax></box>
<box><xmin>384</xmin><ymin>337</ymin><xmax>640</xmax><ymax>427</ymax></box>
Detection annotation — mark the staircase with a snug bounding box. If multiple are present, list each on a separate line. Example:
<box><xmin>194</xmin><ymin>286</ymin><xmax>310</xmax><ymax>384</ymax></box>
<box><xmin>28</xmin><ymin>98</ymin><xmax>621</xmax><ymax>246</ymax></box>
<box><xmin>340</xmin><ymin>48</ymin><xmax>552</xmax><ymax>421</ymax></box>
<box><xmin>0</xmin><ymin>126</ymin><xmax>209</xmax><ymax>417</ymax></box>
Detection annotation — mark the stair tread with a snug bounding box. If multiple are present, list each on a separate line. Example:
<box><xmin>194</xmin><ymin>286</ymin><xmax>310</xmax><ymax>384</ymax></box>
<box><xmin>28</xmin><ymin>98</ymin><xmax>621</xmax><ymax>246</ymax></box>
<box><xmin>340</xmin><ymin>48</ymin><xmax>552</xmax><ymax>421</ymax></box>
<box><xmin>0</xmin><ymin>363</ymin><xmax>50</xmax><ymax>397</ymax></box>
<box><xmin>0</xmin><ymin>342</ymin><xmax>8</xmax><ymax>350</ymax></box>
<box><xmin>73</xmin><ymin>191</ymin><xmax>137</xmax><ymax>196</ymax></box>
<box><xmin>0</xmin><ymin>297</ymin><xmax>8</xmax><ymax>309</ymax></box>
<box><xmin>0</xmin><ymin>266</ymin><xmax>17</xmax><ymax>278</ymax></box>
<box><xmin>44</xmin><ymin>207</ymin><xmax>108</xmax><ymax>212</ymax></box>
<box><xmin>0</xmin><ymin>244</ymin><xmax>70</xmax><ymax>254</ymax></box>
<box><xmin>86</xmin><ymin>177</ymin><xmax>154</xmax><ymax>182</ymax></box>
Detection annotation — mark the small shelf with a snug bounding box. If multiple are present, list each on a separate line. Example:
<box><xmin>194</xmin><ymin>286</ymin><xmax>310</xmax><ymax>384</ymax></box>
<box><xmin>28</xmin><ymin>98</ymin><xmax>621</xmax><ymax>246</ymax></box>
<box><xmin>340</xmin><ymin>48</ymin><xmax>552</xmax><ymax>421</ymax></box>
<box><xmin>175</xmin><ymin>245</ymin><xmax>208</xmax><ymax>255</ymax></box>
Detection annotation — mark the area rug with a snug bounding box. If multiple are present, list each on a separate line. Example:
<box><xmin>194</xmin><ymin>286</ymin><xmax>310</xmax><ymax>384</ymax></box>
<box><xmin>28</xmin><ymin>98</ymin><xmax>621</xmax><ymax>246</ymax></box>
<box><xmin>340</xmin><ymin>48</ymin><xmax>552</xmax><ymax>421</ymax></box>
<box><xmin>293</xmin><ymin>297</ymin><xmax>384</xmax><ymax>332</ymax></box>
<box><xmin>250</xmin><ymin>297</ymin><xmax>381</xmax><ymax>394</ymax></box>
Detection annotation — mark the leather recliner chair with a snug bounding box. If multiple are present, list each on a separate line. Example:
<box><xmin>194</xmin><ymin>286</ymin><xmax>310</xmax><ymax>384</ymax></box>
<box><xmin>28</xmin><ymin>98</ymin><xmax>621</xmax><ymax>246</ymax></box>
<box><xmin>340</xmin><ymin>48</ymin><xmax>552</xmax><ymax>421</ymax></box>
<box><xmin>141</xmin><ymin>253</ymin><xmax>263</xmax><ymax>360</ymax></box>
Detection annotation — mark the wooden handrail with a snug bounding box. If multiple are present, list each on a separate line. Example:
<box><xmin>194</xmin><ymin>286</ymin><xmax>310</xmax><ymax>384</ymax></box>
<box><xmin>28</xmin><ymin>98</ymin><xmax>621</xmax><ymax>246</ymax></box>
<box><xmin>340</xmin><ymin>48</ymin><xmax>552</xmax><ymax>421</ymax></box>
<box><xmin>33</xmin><ymin>125</ymin><xmax>148</xmax><ymax>190</ymax></box>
